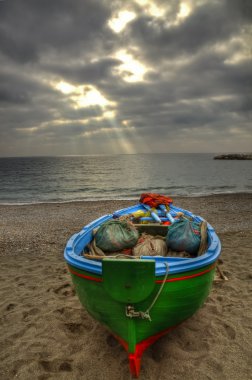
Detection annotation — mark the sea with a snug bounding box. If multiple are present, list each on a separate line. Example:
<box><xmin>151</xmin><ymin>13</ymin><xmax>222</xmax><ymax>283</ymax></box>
<box><xmin>0</xmin><ymin>154</ymin><xmax>251</xmax><ymax>204</ymax></box>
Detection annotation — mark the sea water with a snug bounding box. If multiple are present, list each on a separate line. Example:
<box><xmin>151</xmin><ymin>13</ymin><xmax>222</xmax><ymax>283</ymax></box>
<box><xmin>0</xmin><ymin>154</ymin><xmax>251</xmax><ymax>204</ymax></box>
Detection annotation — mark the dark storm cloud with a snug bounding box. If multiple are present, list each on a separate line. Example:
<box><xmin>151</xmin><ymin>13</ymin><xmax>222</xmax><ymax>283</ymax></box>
<box><xmin>43</xmin><ymin>58</ymin><xmax>121</xmax><ymax>85</ymax></box>
<box><xmin>228</xmin><ymin>0</ymin><xmax>252</xmax><ymax>21</ymax></box>
<box><xmin>126</xmin><ymin>2</ymin><xmax>235</xmax><ymax>62</ymax></box>
<box><xmin>99</xmin><ymin>55</ymin><xmax>251</xmax><ymax>145</ymax></box>
<box><xmin>0</xmin><ymin>0</ymin><xmax>113</xmax><ymax>63</ymax></box>
<box><xmin>0</xmin><ymin>28</ymin><xmax>38</xmax><ymax>63</ymax></box>
<box><xmin>0</xmin><ymin>0</ymin><xmax>251</xmax><ymax>155</ymax></box>
<box><xmin>0</xmin><ymin>87</ymin><xmax>29</xmax><ymax>104</ymax></box>
<box><xmin>0</xmin><ymin>70</ymin><xmax>54</xmax><ymax>105</ymax></box>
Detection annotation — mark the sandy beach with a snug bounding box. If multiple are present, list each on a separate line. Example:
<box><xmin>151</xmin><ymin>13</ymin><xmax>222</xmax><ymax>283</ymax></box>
<box><xmin>0</xmin><ymin>194</ymin><xmax>251</xmax><ymax>380</ymax></box>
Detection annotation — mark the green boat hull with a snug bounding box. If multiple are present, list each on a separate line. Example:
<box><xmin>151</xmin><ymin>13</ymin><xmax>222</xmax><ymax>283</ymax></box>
<box><xmin>68</xmin><ymin>259</ymin><xmax>216</xmax><ymax>376</ymax></box>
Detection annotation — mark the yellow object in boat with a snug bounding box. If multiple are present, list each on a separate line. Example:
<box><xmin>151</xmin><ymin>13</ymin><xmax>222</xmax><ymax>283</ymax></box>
<box><xmin>132</xmin><ymin>210</ymin><xmax>150</xmax><ymax>224</ymax></box>
<box><xmin>132</xmin><ymin>210</ymin><xmax>147</xmax><ymax>218</ymax></box>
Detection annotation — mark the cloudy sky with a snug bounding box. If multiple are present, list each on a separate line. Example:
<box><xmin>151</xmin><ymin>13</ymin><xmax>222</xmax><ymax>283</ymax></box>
<box><xmin>0</xmin><ymin>0</ymin><xmax>251</xmax><ymax>156</ymax></box>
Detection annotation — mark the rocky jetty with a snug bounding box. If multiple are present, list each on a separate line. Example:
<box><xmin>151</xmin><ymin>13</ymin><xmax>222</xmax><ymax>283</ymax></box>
<box><xmin>214</xmin><ymin>153</ymin><xmax>252</xmax><ymax>160</ymax></box>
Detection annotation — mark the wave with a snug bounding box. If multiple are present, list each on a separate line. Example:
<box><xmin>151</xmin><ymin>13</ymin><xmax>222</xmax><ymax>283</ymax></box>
<box><xmin>1</xmin><ymin>190</ymin><xmax>251</xmax><ymax>206</ymax></box>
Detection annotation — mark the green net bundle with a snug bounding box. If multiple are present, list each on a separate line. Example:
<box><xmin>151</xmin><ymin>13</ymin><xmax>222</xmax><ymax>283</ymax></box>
<box><xmin>94</xmin><ymin>219</ymin><xmax>139</xmax><ymax>253</ymax></box>
<box><xmin>166</xmin><ymin>219</ymin><xmax>201</xmax><ymax>256</ymax></box>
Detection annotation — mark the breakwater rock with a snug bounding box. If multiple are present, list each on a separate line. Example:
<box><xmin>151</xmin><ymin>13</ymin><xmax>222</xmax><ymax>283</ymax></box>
<box><xmin>214</xmin><ymin>153</ymin><xmax>252</xmax><ymax>160</ymax></box>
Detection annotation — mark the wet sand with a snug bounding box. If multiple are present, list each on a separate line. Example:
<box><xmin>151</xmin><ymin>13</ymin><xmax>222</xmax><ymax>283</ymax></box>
<box><xmin>0</xmin><ymin>194</ymin><xmax>252</xmax><ymax>380</ymax></box>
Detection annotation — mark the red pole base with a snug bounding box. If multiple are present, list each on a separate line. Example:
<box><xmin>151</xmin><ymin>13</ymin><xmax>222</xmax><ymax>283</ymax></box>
<box><xmin>129</xmin><ymin>352</ymin><xmax>142</xmax><ymax>378</ymax></box>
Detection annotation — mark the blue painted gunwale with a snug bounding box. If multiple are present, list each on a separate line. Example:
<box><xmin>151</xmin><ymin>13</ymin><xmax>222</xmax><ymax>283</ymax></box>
<box><xmin>64</xmin><ymin>203</ymin><xmax>221</xmax><ymax>276</ymax></box>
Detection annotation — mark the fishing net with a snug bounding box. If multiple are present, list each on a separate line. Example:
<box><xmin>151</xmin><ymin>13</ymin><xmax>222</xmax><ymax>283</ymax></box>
<box><xmin>132</xmin><ymin>233</ymin><xmax>167</xmax><ymax>257</ymax></box>
<box><xmin>87</xmin><ymin>238</ymin><xmax>133</xmax><ymax>257</ymax></box>
<box><xmin>94</xmin><ymin>219</ymin><xmax>139</xmax><ymax>253</ymax></box>
<box><xmin>166</xmin><ymin>218</ymin><xmax>202</xmax><ymax>256</ymax></box>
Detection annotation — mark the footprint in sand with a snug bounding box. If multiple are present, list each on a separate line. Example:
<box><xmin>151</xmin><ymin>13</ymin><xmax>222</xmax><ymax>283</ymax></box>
<box><xmin>39</xmin><ymin>359</ymin><xmax>72</xmax><ymax>373</ymax></box>
<box><xmin>59</xmin><ymin>362</ymin><xmax>72</xmax><ymax>372</ymax></box>
<box><xmin>150</xmin><ymin>345</ymin><xmax>164</xmax><ymax>363</ymax></box>
<box><xmin>64</xmin><ymin>322</ymin><xmax>84</xmax><ymax>334</ymax></box>
<box><xmin>224</xmin><ymin>323</ymin><xmax>236</xmax><ymax>340</ymax></box>
<box><xmin>6</xmin><ymin>303</ymin><xmax>16</xmax><ymax>311</ymax></box>
<box><xmin>53</xmin><ymin>283</ymin><xmax>75</xmax><ymax>297</ymax></box>
<box><xmin>22</xmin><ymin>307</ymin><xmax>39</xmax><ymax>320</ymax></box>
<box><xmin>106</xmin><ymin>334</ymin><xmax>119</xmax><ymax>348</ymax></box>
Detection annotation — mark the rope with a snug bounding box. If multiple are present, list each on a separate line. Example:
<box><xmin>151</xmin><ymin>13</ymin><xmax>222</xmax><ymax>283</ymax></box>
<box><xmin>197</xmin><ymin>221</ymin><xmax>208</xmax><ymax>256</ymax></box>
<box><xmin>126</xmin><ymin>262</ymin><xmax>169</xmax><ymax>322</ymax></box>
<box><xmin>144</xmin><ymin>262</ymin><xmax>169</xmax><ymax>318</ymax></box>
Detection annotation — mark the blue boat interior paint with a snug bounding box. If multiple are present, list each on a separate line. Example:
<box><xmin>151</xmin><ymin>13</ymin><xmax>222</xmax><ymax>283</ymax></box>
<box><xmin>64</xmin><ymin>204</ymin><xmax>221</xmax><ymax>277</ymax></box>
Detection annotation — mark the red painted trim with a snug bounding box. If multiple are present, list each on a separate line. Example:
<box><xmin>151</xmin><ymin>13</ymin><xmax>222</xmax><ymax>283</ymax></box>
<box><xmin>114</xmin><ymin>324</ymin><xmax>178</xmax><ymax>354</ymax></box>
<box><xmin>68</xmin><ymin>267</ymin><xmax>103</xmax><ymax>282</ymax></box>
<box><xmin>69</xmin><ymin>263</ymin><xmax>216</xmax><ymax>284</ymax></box>
<box><xmin>155</xmin><ymin>263</ymin><xmax>216</xmax><ymax>283</ymax></box>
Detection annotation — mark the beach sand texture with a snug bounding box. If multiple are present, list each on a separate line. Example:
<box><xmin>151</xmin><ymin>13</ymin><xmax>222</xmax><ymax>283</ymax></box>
<box><xmin>0</xmin><ymin>194</ymin><xmax>251</xmax><ymax>380</ymax></box>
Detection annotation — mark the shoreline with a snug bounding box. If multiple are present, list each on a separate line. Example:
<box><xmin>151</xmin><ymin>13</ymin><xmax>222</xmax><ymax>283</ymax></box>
<box><xmin>0</xmin><ymin>194</ymin><xmax>251</xmax><ymax>379</ymax></box>
<box><xmin>1</xmin><ymin>191</ymin><xmax>252</xmax><ymax>206</ymax></box>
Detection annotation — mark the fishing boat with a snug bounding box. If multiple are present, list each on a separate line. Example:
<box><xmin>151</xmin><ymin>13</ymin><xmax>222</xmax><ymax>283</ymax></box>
<box><xmin>64</xmin><ymin>195</ymin><xmax>221</xmax><ymax>377</ymax></box>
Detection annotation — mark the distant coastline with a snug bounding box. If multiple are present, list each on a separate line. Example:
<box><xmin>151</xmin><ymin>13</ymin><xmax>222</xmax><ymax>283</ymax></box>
<box><xmin>214</xmin><ymin>153</ymin><xmax>252</xmax><ymax>160</ymax></box>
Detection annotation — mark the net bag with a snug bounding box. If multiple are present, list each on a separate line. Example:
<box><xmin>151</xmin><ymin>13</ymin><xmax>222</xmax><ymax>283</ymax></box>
<box><xmin>166</xmin><ymin>218</ymin><xmax>201</xmax><ymax>256</ymax></box>
<box><xmin>133</xmin><ymin>234</ymin><xmax>167</xmax><ymax>257</ymax></box>
<box><xmin>94</xmin><ymin>219</ymin><xmax>139</xmax><ymax>253</ymax></box>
